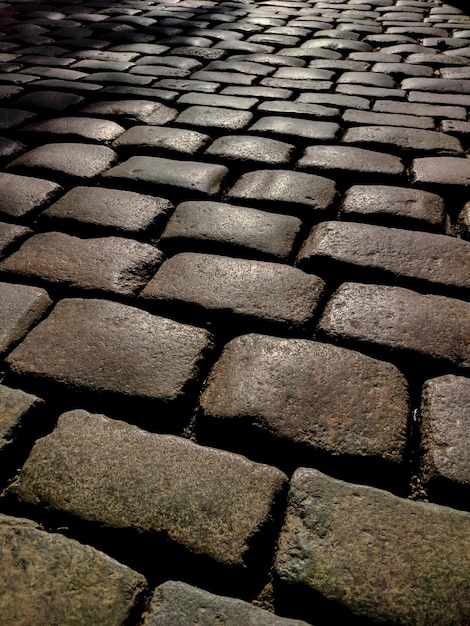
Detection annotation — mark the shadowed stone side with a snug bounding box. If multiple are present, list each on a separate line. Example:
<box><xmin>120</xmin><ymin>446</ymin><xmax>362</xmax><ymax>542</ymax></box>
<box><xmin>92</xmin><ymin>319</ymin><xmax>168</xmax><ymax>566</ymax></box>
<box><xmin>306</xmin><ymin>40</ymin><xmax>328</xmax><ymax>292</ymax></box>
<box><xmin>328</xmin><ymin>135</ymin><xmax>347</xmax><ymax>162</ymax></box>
<box><xmin>144</xmin><ymin>581</ymin><xmax>310</xmax><ymax>625</ymax></box>
<box><xmin>8</xmin><ymin>410</ymin><xmax>287</xmax><ymax>567</ymax></box>
<box><xmin>0</xmin><ymin>513</ymin><xmax>146</xmax><ymax>626</ymax></box>
<box><xmin>275</xmin><ymin>468</ymin><xmax>470</xmax><ymax>626</ymax></box>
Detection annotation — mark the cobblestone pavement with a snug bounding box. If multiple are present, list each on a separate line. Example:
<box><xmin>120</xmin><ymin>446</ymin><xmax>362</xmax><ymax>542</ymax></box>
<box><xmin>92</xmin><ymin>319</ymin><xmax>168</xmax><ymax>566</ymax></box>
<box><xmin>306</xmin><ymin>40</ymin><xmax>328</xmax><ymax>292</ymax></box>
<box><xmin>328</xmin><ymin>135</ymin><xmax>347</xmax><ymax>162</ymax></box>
<box><xmin>0</xmin><ymin>0</ymin><xmax>469</xmax><ymax>624</ymax></box>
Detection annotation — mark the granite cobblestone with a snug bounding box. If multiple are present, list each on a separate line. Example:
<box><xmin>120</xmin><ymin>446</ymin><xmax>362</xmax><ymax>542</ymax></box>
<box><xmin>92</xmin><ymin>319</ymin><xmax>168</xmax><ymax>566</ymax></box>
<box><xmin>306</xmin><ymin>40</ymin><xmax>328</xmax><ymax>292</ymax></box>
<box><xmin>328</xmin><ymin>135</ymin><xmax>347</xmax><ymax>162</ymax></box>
<box><xmin>0</xmin><ymin>0</ymin><xmax>469</xmax><ymax>624</ymax></box>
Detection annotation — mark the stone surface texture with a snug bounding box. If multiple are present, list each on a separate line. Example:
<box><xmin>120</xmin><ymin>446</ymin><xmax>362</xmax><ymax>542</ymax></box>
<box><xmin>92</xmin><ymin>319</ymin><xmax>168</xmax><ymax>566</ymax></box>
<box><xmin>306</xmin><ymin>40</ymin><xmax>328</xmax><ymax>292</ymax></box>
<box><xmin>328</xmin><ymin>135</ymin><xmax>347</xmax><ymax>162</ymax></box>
<box><xmin>9</xmin><ymin>410</ymin><xmax>287</xmax><ymax>567</ymax></box>
<box><xmin>0</xmin><ymin>0</ymin><xmax>469</xmax><ymax>623</ymax></box>
<box><xmin>275</xmin><ymin>468</ymin><xmax>470</xmax><ymax>626</ymax></box>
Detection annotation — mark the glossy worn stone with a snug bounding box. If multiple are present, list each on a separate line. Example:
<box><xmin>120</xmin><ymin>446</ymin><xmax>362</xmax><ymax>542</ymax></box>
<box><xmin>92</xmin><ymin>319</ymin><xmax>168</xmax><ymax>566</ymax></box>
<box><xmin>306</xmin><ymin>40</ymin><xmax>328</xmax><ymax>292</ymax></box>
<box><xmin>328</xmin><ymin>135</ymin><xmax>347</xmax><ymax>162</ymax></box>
<box><xmin>275</xmin><ymin>468</ymin><xmax>470</xmax><ymax>626</ymax></box>
<box><xmin>319</xmin><ymin>282</ymin><xmax>470</xmax><ymax>369</ymax></box>
<box><xmin>298</xmin><ymin>221</ymin><xmax>470</xmax><ymax>292</ymax></box>
<box><xmin>6</xmin><ymin>143</ymin><xmax>117</xmax><ymax>180</ymax></box>
<box><xmin>249</xmin><ymin>116</ymin><xmax>339</xmax><ymax>142</ymax></box>
<box><xmin>200</xmin><ymin>334</ymin><xmax>409</xmax><ymax>463</ymax></box>
<box><xmin>6</xmin><ymin>299</ymin><xmax>213</xmax><ymax>405</ymax></box>
<box><xmin>112</xmin><ymin>125</ymin><xmax>210</xmax><ymax>155</ymax></box>
<box><xmin>0</xmin><ymin>232</ymin><xmax>163</xmax><ymax>296</ymax></box>
<box><xmin>0</xmin><ymin>172</ymin><xmax>61</xmax><ymax>219</ymax></box>
<box><xmin>412</xmin><ymin>156</ymin><xmax>470</xmax><ymax>191</ymax></box>
<box><xmin>342</xmin><ymin>125</ymin><xmax>464</xmax><ymax>156</ymax></box>
<box><xmin>0</xmin><ymin>281</ymin><xmax>51</xmax><ymax>357</ymax></box>
<box><xmin>159</xmin><ymin>200</ymin><xmax>301</xmax><ymax>261</ymax></box>
<box><xmin>298</xmin><ymin>145</ymin><xmax>404</xmax><ymax>179</ymax></box>
<box><xmin>144</xmin><ymin>581</ymin><xmax>309</xmax><ymax>626</ymax></box>
<box><xmin>0</xmin><ymin>513</ymin><xmax>146</xmax><ymax>625</ymax></box>
<box><xmin>103</xmin><ymin>156</ymin><xmax>228</xmax><ymax>197</ymax></box>
<box><xmin>227</xmin><ymin>169</ymin><xmax>337</xmax><ymax>215</ymax></box>
<box><xmin>80</xmin><ymin>100</ymin><xmax>178</xmax><ymax>125</ymax></box>
<box><xmin>141</xmin><ymin>253</ymin><xmax>324</xmax><ymax>330</ymax></box>
<box><xmin>340</xmin><ymin>185</ymin><xmax>445</xmax><ymax>230</ymax></box>
<box><xmin>204</xmin><ymin>135</ymin><xmax>294</xmax><ymax>166</ymax></box>
<box><xmin>41</xmin><ymin>186</ymin><xmax>172</xmax><ymax>236</ymax></box>
<box><xmin>175</xmin><ymin>105</ymin><xmax>253</xmax><ymax>131</ymax></box>
<box><xmin>9</xmin><ymin>410</ymin><xmax>286</xmax><ymax>567</ymax></box>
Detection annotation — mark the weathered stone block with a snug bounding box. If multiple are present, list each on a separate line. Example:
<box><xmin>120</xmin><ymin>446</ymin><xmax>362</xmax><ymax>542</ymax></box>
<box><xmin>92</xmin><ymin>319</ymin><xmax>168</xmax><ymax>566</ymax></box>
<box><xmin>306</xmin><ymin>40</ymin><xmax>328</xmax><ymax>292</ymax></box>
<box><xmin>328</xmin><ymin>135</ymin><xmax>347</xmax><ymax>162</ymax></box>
<box><xmin>9</xmin><ymin>410</ymin><xmax>287</xmax><ymax>567</ymax></box>
<box><xmin>275</xmin><ymin>468</ymin><xmax>470</xmax><ymax>625</ymax></box>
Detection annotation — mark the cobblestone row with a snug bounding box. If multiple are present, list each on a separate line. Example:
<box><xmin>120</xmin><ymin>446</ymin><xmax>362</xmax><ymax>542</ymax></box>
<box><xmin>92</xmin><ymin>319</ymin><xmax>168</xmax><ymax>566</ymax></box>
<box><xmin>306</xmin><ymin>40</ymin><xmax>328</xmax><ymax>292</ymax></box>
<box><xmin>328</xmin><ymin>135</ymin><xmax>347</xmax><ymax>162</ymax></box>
<box><xmin>0</xmin><ymin>0</ymin><xmax>469</xmax><ymax>624</ymax></box>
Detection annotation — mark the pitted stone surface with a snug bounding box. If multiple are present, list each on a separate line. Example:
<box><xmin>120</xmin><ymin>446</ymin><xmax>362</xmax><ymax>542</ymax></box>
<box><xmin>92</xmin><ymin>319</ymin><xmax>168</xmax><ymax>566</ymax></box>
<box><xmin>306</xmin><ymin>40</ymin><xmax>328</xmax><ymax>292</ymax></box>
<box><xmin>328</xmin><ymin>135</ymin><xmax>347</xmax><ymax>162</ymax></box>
<box><xmin>421</xmin><ymin>374</ymin><xmax>470</xmax><ymax>490</ymax></box>
<box><xmin>0</xmin><ymin>513</ymin><xmax>146</xmax><ymax>625</ymax></box>
<box><xmin>19</xmin><ymin>116</ymin><xmax>125</xmax><ymax>144</ymax></box>
<box><xmin>0</xmin><ymin>232</ymin><xmax>163</xmax><ymax>296</ymax></box>
<box><xmin>298</xmin><ymin>221</ymin><xmax>470</xmax><ymax>292</ymax></box>
<box><xmin>41</xmin><ymin>186</ymin><xmax>172</xmax><ymax>236</ymax></box>
<box><xmin>0</xmin><ymin>281</ymin><xmax>51</xmax><ymax>357</ymax></box>
<box><xmin>7</xmin><ymin>143</ymin><xmax>117</xmax><ymax>180</ymax></box>
<box><xmin>319</xmin><ymin>282</ymin><xmax>470</xmax><ymax>369</ymax></box>
<box><xmin>298</xmin><ymin>145</ymin><xmax>404</xmax><ymax>179</ymax></box>
<box><xmin>141</xmin><ymin>253</ymin><xmax>324</xmax><ymax>330</ymax></box>
<box><xmin>412</xmin><ymin>156</ymin><xmax>470</xmax><ymax>190</ymax></box>
<box><xmin>200</xmin><ymin>334</ymin><xmax>409</xmax><ymax>463</ymax></box>
<box><xmin>112</xmin><ymin>125</ymin><xmax>210</xmax><ymax>155</ymax></box>
<box><xmin>6</xmin><ymin>299</ymin><xmax>213</xmax><ymax>404</ymax></box>
<box><xmin>9</xmin><ymin>410</ymin><xmax>287</xmax><ymax>567</ymax></box>
<box><xmin>103</xmin><ymin>156</ymin><xmax>228</xmax><ymax>196</ymax></box>
<box><xmin>0</xmin><ymin>172</ymin><xmax>61</xmax><ymax>219</ymax></box>
<box><xmin>204</xmin><ymin>135</ymin><xmax>294</xmax><ymax>166</ymax></box>
<box><xmin>80</xmin><ymin>100</ymin><xmax>178</xmax><ymax>125</ymax></box>
<box><xmin>227</xmin><ymin>169</ymin><xmax>337</xmax><ymax>215</ymax></box>
<box><xmin>275</xmin><ymin>468</ymin><xmax>470</xmax><ymax>626</ymax></box>
<box><xmin>340</xmin><ymin>185</ymin><xmax>445</xmax><ymax>230</ymax></box>
<box><xmin>144</xmin><ymin>581</ymin><xmax>310</xmax><ymax>626</ymax></box>
<box><xmin>0</xmin><ymin>385</ymin><xmax>43</xmax><ymax>454</ymax></box>
<box><xmin>159</xmin><ymin>201</ymin><xmax>301</xmax><ymax>261</ymax></box>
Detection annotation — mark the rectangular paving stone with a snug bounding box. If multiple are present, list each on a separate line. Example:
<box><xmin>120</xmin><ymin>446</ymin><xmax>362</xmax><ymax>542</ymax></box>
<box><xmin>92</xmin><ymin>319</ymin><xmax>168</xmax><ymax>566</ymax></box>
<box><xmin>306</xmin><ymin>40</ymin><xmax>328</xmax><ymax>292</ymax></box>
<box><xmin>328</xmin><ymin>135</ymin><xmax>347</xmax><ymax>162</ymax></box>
<box><xmin>80</xmin><ymin>99</ymin><xmax>177</xmax><ymax>125</ymax></box>
<box><xmin>41</xmin><ymin>187</ymin><xmax>172</xmax><ymax>238</ymax></box>
<box><xmin>298</xmin><ymin>145</ymin><xmax>404</xmax><ymax>180</ymax></box>
<box><xmin>340</xmin><ymin>185</ymin><xmax>445</xmax><ymax>230</ymax></box>
<box><xmin>175</xmin><ymin>105</ymin><xmax>253</xmax><ymax>131</ymax></box>
<box><xmin>249</xmin><ymin>116</ymin><xmax>339</xmax><ymax>142</ymax></box>
<box><xmin>200</xmin><ymin>334</ymin><xmax>409</xmax><ymax>465</ymax></box>
<box><xmin>342</xmin><ymin>125</ymin><xmax>464</xmax><ymax>156</ymax></box>
<box><xmin>159</xmin><ymin>200</ymin><xmax>301</xmax><ymax>261</ymax></box>
<box><xmin>144</xmin><ymin>581</ymin><xmax>309</xmax><ymax>626</ymax></box>
<box><xmin>112</xmin><ymin>125</ymin><xmax>211</xmax><ymax>156</ymax></box>
<box><xmin>0</xmin><ymin>281</ymin><xmax>52</xmax><ymax>357</ymax></box>
<box><xmin>275</xmin><ymin>468</ymin><xmax>470</xmax><ymax>626</ymax></box>
<box><xmin>227</xmin><ymin>169</ymin><xmax>337</xmax><ymax>216</ymax></box>
<box><xmin>0</xmin><ymin>232</ymin><xmax>163</xmax><ymax>296</ymax></box>
<box><xmin>6</xmin><ymin>143</ymin><xmax>117</xmax><ymax>181</ymax></box>
<box><xmin>373</xmin><ymin>99</ymin><xmax>468</xmax><ymax>120</ymax></box>
<box><xmin>0</xmin><ymin>513</ymin><xmax>146</xmax><ymax>626</ymax></box>
<box><xmin>102</xmin><ymin>156</ymin><xmax>228</xmax><ymax>197</ymax></box>
<box><xmin>298</xmin><ymin>221</ymin><xmax>470</xmax><ymax>293</ymax></box>
<box><xmin>421</xmin><ymin>374</ymin><xmax>470</xmax><ymax>493</ymax></box>
<box><xmin>140</xmin><ymin>253</ymin><xmax>324</xmax><ymax>331</ymax></box>
<box><xmin>9</xmin><ymin>409</ymin><xmax>287</xmax><ymax>568</ymax></box>
<box><xmin>204</xmin><ymin>135</ymin><xmax>294</xmax><ymax>166</ymax></box>
<box><xmin>0</xmin><ymin>173</ymin><xmax>62</xmax><ymax>220</ymax></box>
<box><xmin>0</xmin><ymin>385</ymin><xmax>43</xmax><ymax>454</ymax></box>
<box><xmin>319</xmin><ymin>282</ymin><xmax>470</xmax><ymax>369</ymax></box>
<box><xmin>412</xmin><ymin>156</ymin><xmax>470</xmax><ymax>193</ymax></box>
<box><xmin>257</xmin><ymin>100</ymin><xmax>340</xmax><ymax>119</ymax></box>
<box><xmin>402</xmin><ymin>77</ymin><xmax>470</xmax><ymax>94</ymax></box>
<box><xmin>6</xmin><ymin>298</ymin><xmax>213</xmax><ymax>406</ymax></box>
<box><xmin>342</xmin><ymin>109</ymin><xmax>434</xmax><ymax>130</ymax></box>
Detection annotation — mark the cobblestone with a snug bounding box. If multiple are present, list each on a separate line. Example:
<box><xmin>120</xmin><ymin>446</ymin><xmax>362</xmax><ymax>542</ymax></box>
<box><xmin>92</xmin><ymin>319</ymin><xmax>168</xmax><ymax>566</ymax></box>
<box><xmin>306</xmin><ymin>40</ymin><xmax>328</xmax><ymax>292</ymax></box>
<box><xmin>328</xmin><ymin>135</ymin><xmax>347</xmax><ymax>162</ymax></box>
<box><xmin>319</xmin><ymin>282</ymin><xmax>470</xmax><ymax>369</ymax></box>
<box><xmin>141</xmin><ymin>253</ymin><xmax>324</xmax><ymax>330</ymax></box>
<box><xmin>0</xmin><ymin>232</ymin><xmax>163</xmax><ymax>296</ymax></box>
<box><xmin>9</xmin><ymin>409</ymin><xmax>286</xmax><ymax>567</ymax></box>
<box><xmin>0</xmin><ymin>513</ymin><xmax>146</xmax><ymax>625</ymax></box>
<box><xmin>275</xmin><ymin>468</ymin><xmax>470</xmax><ymax>625</ymax></box>
<box><xmin>1</xmin><ymin>0</ymin><xmax>470</xmax><ymax>622</ymax></box>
